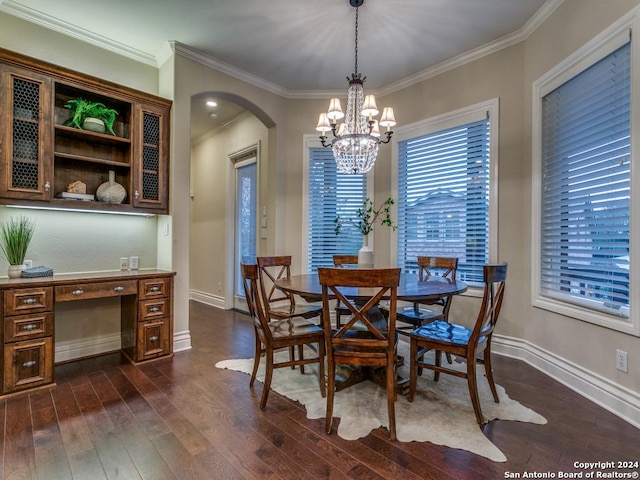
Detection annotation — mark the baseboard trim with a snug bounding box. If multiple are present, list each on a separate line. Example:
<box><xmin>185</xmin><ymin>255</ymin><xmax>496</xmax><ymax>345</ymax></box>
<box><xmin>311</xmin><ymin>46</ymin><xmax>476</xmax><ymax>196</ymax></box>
<box><xmin>173</xmin><ymin>329</ymin><xmax>192</xmax><ymax>353</ymax></box>
<box><xmin>493</xmin><ymin>335</ymin><xmax>640</xmax><ymax>429</ymax></box>
<box><xmin>55</xmin><ymin>333</ymin><xmax>121</xmax><ymax>363</ymax></box>
<box><xmin>189</xmin><ymin>289</ymin><xmax>227</xmax><ymax>309</ymax></box>
<box><xmin>55</xmin><ymin>331</ymin><xmax>192</xmax><ymax>362</ymax></box>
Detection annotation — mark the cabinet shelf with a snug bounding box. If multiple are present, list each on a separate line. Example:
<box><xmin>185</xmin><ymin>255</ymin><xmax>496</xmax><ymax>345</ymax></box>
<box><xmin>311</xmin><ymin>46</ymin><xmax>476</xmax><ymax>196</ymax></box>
<box><xmin>54</xmin><ymin>125</ymin><xmax>131</xmax><ymax>146</ymax></box>
<box><xmin>53</xmin><ymin>152</ymin><xmax>131</xmax><ymax>168</ymax></box>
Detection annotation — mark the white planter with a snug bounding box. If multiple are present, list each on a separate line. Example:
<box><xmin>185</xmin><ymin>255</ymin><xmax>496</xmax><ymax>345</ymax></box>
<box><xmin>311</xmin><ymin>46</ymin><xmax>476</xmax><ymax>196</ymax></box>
<box><xmin>83</xmin><ymin>117</ymin><xmax>106</xmax><ymax>133</ymax></box>
<box><xmin>7</xmin><ymin>264</ymin><xmax>24</xmax><ymax>278</ymax></box>
<box><xmin>358</xmin><ymin>235</ymin><xmax>374</xmax><ymax>268</ymax></box>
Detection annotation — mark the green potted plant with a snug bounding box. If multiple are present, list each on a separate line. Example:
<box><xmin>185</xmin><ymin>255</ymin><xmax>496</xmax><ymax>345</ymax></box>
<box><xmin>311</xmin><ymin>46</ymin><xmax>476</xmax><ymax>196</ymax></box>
<box><xmin>334</xmin><ymin>197</ymin><xmax>397</xmax><ymax>267</ymax></box>
<box><xmin>0</xmin><ymin>216</ymin><xmax>35</xmax><ymax>278</ymax></box>
<box><xmin>64</xmin><ymin>97</ymin><xmax>118</xmax><ymax>135</ymax></box>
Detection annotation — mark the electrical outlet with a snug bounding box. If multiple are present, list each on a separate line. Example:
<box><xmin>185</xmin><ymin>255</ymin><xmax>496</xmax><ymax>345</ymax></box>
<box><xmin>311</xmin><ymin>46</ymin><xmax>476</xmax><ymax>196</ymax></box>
<box><xmin>616</xmin><ymin>349</ymin><xmax>628</xmax><ymax>373</ymax></box>
<box><xmin>129</xmin><ymin>256</ymin><xmax>139</xmax><ymax>270</ymax></box>
<box><xmin>120</xmin><ymin>257</ymin><xmax>129</xmax><ymax>270</ymax></box>
<box><xmin>23</xmin><ymin>259</ymin><xmax>33</xmax><ymax>269</ymax></box>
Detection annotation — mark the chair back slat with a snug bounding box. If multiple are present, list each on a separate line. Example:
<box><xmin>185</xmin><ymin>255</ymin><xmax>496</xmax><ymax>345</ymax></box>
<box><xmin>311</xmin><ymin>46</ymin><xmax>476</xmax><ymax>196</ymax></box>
<box><xmin>470</xmin><ymin>263</ymin><xmax>507</xmax><ymax>348</ymax></box>
<box><xmin>333</xmin><ymin>255</ymin><xmax>359</xmax><ymax>267</ymax></box>
<box><xmin>257</xmin><ymin>256</ymin><xmax>296</xmax><ymax>316</ymax></box>
<box><xmin>417</xmin><ymin>256</ymin><xmax>458</xmax><ymax>282</ymax></box>
<box><xmin>241</xmin><ymin>262</ymin><xmax>272</xmax><ymax>342</ymax></box>
<box><xmin>318</xmin><ymin>267</ymin><xmax>400</xmax><ymax>353</ymax></box>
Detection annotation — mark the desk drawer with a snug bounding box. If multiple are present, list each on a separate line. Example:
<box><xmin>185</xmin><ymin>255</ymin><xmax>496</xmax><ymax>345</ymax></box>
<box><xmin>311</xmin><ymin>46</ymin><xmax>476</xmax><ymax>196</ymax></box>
<box><xmin>139</xmin><ymin>298</ymin><xmax>170</xmax><ymax>320</ymax></box>
<box><xmin>55</xmin><ymin>280</ymin><xmax>138</xmax><ymax>302</ymax></box>
<box><xmin>139</xmin><ymin>278</ymin><xmax>171</xmax><ymax>300</ymax></box>
<box><xmin>4</xmin><ymin>288</ymin><xmax>53</xmax><ymax>316</ymax></box>
<box><xmin>4</xmin><ymin>313</ymin><xmax>54</xmax><ymax>343</ymax></box>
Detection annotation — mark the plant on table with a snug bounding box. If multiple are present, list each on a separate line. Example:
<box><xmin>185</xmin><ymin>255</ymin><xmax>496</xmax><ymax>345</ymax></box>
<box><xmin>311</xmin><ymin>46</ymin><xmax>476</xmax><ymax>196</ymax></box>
<box><xmin>0</xmin><ymin>216</ymin><xmax>35</xmax><ymax>266</ymax></box>
<box><xmin>334</xmin><ymin>197</ymin><xmax>397</xmax><ymax>236</ymax></box>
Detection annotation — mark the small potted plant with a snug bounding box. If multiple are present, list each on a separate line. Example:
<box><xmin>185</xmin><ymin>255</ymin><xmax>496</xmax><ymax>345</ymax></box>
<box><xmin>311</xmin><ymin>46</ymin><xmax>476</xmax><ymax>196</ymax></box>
<box><xmin>334</xmin><ymin>197</ymin><xmax>397</xmax><ymax>267</ymax></box>
<box><xmin>0</xmin><ymin>216</ymin><xmax>35</xmax><ymax>278</ymax></box>
<box><xmin>64</xmin><ymin>97</ymin><xmax>118</xmax><ymax>135</ymax></box>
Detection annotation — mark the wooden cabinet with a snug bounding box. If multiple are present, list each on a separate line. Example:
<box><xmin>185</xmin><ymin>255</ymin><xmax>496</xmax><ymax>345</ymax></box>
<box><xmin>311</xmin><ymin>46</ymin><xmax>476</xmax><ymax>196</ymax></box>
<box><xmin>0</xmin><ymin>270</ymin><xmax>174</xmax><ymax>397</ymax></box>
<box><xmin>0</xmin><ymin>64</ymin><xmax>53</xmax><ymax>200</ymax></box>
<box><xmin>2</xmin><ymin>287</ymin><xmax>54</xmax><ymax>394</ymax></box>
<box><xmin>121</xmin><ymin>276</ymin><xmax>173</xmax><ymax>363</ymax></box>
<box><xmin>0</xmin><ymin>48</ymin><xmax>171</xmax><ymax>214</ymax></box>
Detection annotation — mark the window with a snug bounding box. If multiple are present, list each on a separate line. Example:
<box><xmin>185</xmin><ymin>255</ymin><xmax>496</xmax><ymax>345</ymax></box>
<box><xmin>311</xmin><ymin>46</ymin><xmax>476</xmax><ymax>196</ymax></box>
<box><xmin>306</xmin><ymin>145</ymin><xmax>367</xmax><ymax>272</ymax></box>
<box><xmin>393</xmin><ymin>100</ymin><xmax>498</xmax><ymax>286</ymax></box>
<box><xmin>533</xmin><ymin>21</ymin><xmax>638</xmax><ymax>336</ymax></box>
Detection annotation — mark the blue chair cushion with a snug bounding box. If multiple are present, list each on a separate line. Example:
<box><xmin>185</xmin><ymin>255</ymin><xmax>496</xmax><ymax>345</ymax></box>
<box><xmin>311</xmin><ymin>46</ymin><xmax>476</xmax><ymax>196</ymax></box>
<box><xmin>412</xmin><ymin>320</ymin><xmax>471</xmax><ymax>345</ymax></box>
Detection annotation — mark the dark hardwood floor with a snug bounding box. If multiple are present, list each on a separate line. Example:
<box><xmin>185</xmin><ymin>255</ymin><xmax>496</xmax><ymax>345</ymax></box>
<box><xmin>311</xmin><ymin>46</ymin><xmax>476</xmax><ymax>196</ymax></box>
<box><xmin>2</xmin><ymin>300</ymin><xmax>638</xmax><ymax>479</ymax></box>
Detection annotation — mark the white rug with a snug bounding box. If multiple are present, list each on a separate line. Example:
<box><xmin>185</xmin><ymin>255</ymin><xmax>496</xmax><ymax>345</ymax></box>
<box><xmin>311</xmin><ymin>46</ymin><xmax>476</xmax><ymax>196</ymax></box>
<box><xmin>216</xmin><ymin>342</ymin><xmax>546</xmax><ymax>462</ymax></box>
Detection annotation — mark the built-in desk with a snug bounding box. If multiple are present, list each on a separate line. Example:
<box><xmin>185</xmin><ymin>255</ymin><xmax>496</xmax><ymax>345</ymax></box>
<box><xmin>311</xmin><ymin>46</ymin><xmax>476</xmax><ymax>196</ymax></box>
<box><xmin>0</xmin><ymin>269</ymin><xmax>175</xmax><ymax>397</ymax></box>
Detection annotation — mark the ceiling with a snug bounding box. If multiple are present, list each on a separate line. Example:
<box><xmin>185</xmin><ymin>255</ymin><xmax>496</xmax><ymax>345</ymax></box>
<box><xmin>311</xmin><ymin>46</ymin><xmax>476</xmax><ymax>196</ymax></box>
<box><xmin>0</xmin><ymin>0</ymin><xmax>555</xmax><ymax>139</ymax></box>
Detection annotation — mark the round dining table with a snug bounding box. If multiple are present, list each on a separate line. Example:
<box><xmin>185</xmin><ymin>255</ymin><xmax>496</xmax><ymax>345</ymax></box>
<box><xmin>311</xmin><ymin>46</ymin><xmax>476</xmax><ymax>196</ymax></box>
<box><xmin>275</xmin><ymin>271</ymin><xmax>468</xmax><ymax>392</ymax></box>
<box><xmin>275</xmin><ymin>272</ymin><xmax>468</xmax><ymax>303</ymax></box>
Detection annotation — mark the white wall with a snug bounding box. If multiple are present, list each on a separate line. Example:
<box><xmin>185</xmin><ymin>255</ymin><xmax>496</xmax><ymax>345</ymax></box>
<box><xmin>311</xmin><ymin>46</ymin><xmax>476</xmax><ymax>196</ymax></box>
<box><xmin>190</xmin><ymin>114</ymin><xmax>268</xmax><ymax>307</ymax></box>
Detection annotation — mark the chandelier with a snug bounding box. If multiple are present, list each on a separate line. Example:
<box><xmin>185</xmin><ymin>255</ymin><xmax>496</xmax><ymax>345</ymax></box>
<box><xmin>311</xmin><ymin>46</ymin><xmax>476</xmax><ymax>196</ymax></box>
<box><xmin>315</xmin><ymin>0</ymin><xmax>396</xmax><ymax>174</ymax></box>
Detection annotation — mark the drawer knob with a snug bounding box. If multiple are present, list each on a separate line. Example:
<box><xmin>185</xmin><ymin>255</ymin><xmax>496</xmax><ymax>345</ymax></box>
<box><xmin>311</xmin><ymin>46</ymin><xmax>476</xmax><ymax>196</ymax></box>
<box><xmin>114</xmin><ymin>286</ymin><xmax>125</xmax><ymax>292</ymax></box>
<box><xmin>149</xmin><ymin>306</ymin><xmax>161</xmax><ymax>313</ymax></box>
<box><xmin>23</xmin><ymin>324</ymin><xmax>37</xmax><ymax>331</ymax></box>
<box><xmin>23</xmin><ymin>298</ymin><xmax>37</xmax><ymax>305</ymax></box>
<box><xmin>150</xmin><ymin>286</ymin><xmax>161</xmax><ymax>292</ymax></box>
<box><xmin>72</xmin><ymin>289</ymin><xmax>84</xmax><ymax>296</ymax></box>
<box><xmin>22</xmin><ymin>360</ymin><xmax>37</xmax><ymax>368</ymax></box>
<box><xmin>150</xmin><ymin>335</ymin><xmax>159</xmax><ymax>342</ymax></box>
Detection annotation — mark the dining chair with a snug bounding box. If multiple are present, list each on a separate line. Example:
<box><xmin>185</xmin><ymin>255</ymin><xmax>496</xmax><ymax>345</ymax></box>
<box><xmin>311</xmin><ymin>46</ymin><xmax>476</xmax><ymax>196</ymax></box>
<box><xmin>256</xmin><ymin>256</ymin><xmax>323</xmax><ymax>322</ymax></box>
<box><xmin>241</xmin><ymin>263</ymin><xmax>326</xmax><ymax>409</ymax></box>
<box><xmin>395</xmin><ymin>256</ymin><xmax>459</xmax><ymax>337</ymax></box>
<box><xmin>318</xmin><ymin>267</ymin><xmax>401</xmax><ymax>441</ymax></box>
<box><xmin>332</xmin><ymin>254</ymin><xmax>359</xmax><ymax>328</ymax></box>
<box><xmin>408</xmin><ymin>263</ymin><xmax>507</xmax><ymax>425</ymax></box>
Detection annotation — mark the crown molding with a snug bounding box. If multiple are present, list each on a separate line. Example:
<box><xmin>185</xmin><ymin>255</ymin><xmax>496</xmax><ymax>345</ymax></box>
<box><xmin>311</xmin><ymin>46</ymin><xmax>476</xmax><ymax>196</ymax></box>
<box><xmin>171</xmin><ymin>42</ymin><xmax>289</xmax><ymax>98</ymax></box>
<box><xmin>1</xmin><ymin>0</ymin><xmax>566</xmax><ymax>99</ymax></box>
<box><xmin>376</xmin><ymin>0</ymin><xmax>565</xmax><ymax>97</ymax></box>
<box><xmin>0</xmin><ymin>0</ymin><xmax>157</xmax><ymax>66</ymax></box>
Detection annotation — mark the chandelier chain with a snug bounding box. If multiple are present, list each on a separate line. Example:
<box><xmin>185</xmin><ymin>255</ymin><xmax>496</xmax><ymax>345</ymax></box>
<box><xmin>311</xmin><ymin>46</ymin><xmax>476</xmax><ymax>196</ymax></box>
<box><xmin>354</xmin><ymin>6</ymin><xmax>359</xmax><ymax>76</ymax></box>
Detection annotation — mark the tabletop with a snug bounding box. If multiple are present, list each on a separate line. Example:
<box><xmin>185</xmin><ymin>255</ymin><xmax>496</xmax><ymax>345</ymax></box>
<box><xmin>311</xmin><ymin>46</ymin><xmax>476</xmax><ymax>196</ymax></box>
<box><xmin>275</xmin><ymin>272</ymin><xmax>467</xmax><ymax>302</ymax></box>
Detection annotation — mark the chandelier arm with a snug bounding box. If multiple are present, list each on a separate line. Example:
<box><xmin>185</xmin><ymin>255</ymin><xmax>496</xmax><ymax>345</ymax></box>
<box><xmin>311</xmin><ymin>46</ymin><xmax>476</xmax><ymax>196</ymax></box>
<box><xmin>378</xmin><ymin>131</ymin><xmax>394</xmax><ymax>144</ymax></box>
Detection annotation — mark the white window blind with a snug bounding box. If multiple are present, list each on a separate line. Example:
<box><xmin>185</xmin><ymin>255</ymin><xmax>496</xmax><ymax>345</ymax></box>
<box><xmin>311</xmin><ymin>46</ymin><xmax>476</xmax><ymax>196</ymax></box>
<box><xmin>308</xmin><ymin>147</ymin><xmax>367</xmax><ymax>272</ymax></box>
<box><xmin>397</xmin><ymin>117</ymin><xmax>490</xmax><ymax>285</ymax></box>
<box><xmin>540</xmin><ymin>41</ymin><xmax>630</xmax><ymax>315</ymax></box>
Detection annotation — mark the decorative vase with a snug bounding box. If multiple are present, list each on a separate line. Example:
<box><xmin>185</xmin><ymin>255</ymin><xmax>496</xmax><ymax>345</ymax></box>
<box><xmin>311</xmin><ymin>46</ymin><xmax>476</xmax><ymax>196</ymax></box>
<box><xmin>7</xmin><ymin>264</ymin><xmax>24</xmax><ymax>279</ymax></box>
<box><xmin>358</xmin><ymin>234</ymin><xmax>374</xmax><ymax>268</ymax></box>
<box><xmin>96</xmin><ymin>170</ymin><xmax>127</xmax><ymax>204</ymax></box>
<box><xmin>83</xmin><ymin>117</ymin><xmax>106</xmax><ymax>133</ymax></box>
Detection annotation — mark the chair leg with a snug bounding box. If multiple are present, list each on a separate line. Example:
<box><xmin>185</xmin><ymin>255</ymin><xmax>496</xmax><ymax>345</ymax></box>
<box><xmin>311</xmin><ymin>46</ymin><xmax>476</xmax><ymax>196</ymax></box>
<box><xmin>387</xmin><ymin>355</ymin><xmax>397</xmax><ymax>441</ymax></box>
<box><xmin>289</xmin><ymin>346</ymin><xmax>295</xmax><ymax>370</ymax></box>
<box><xmin>260</xmin><ymin>348</ymin><xmax>274</xmax><ymax>410</ymax></box>
<box><xmin>317</xmin><ymin>340</ymin><xmax>326</xmax><ymax>398</ymax></box>
<box><xmin>408</xmin><ymin>337</ymin><xmax>418</xmax><ymax>402</ymax></box>
<box><xmin>483</xmin><ymin>345</ymin><xmax>499</xmax><ymax>403</ymax></box>
<box><xmin>325</xmin><ymin>357</ymin><xmax>336</xmax><ymax>434</ymax></box>
<box><xmin>434</xmin><ymin>350</ymin><xmax>442</xmax><ymax>382</ymax></box>
<box><xmin>250</xmin><ymin>335</ymin><xmax>261</xmax><ymax>387</ymax></box>
<box><xmin>298</xmin><ymin>344</ymin><xmax>305</xmax><ymax>374</ymax></box>
<box><xmin>466</xmin><ymin>356</ymin><xmax>485</xmax><ymax>425</ymax></box>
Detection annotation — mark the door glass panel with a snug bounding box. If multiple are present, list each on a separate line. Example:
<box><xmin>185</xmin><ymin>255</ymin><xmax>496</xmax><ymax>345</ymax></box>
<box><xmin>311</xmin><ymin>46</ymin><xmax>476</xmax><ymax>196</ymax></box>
<box><xmin>234</xmin><ymin>160</ymin><xmax>257</xmax><ymax>306</ymax></box>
